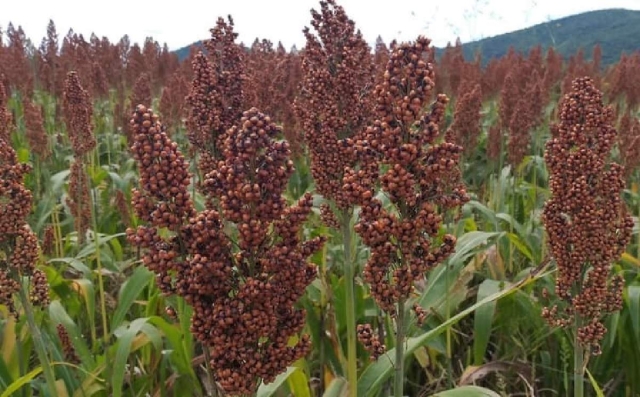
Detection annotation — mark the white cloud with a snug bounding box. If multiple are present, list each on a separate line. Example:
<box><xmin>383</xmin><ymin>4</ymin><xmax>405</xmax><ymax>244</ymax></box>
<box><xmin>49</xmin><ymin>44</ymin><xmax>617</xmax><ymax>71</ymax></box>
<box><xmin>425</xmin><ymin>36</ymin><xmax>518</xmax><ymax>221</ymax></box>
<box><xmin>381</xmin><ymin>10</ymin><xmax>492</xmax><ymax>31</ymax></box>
<box><xmin>2</xmin><ymin>0</ymin><xmax>639</xmax><ymax>50</ymax></box>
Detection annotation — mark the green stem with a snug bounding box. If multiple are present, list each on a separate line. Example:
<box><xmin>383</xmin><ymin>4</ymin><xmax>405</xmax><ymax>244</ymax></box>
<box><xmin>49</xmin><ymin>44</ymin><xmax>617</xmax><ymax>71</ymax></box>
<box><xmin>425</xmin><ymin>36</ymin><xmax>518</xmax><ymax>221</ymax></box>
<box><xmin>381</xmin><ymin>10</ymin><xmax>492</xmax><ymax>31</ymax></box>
<box><xmin>574</xmin><ymin>314</ymin><xmax>585</xmax><ymax>397</ymax></box>
<box><xmin>87</xmin><ymin>156</ymin><xmax>109</xmax><ymax>345</ymax></box>
<box><xmin>341</xmin><ymin>208</ymin><xmax>358</xmax><ymax>397</ymax></box>
<box><xmin>394</xmin><ymin>299</ymin><xmax>406</xmax><ymax>397</ymax></box>
<box><xmin>17</xmin><ymin>286</ymin><xmax>58</xmax><ymax>394</ymax></box>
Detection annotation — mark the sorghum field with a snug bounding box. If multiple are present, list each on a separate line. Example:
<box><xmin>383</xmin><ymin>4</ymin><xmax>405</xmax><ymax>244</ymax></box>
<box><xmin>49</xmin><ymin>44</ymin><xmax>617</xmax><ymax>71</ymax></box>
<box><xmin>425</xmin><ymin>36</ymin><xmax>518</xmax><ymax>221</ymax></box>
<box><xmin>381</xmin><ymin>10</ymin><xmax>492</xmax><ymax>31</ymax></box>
<box><xmin>1</xmin><ymin>1</ymin><xmax>640</xmax><ymax>396</ymax></box>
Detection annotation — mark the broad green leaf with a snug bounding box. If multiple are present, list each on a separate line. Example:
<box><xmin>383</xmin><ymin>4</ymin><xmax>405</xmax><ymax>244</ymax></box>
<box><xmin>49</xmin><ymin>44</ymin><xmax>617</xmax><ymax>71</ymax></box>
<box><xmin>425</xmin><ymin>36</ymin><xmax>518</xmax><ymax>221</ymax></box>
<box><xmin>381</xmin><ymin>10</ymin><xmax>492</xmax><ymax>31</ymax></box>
<box><xmin>323</xmin><ymin>377</ymin><xmax>348</xmax><ymax>397</ymax></box>
<box><xmin>112</xmin><ymin>317</ymin><xmax>149</xmax><ymax>397</ymax></box>
<box><xmin>505</xmin><ymin>232</ymin><xmax>533</xmax><ymax>261</ymax></box>
<box><xmin>1</xmin><ymin>367</ymin><xmax>43</xmax><ymax>397</ymax></box>
<box><xmin>473</xmin><ymin>280</ymin><xmax>502</xmax><ymax>365</ymax></box>
<box><xmin>76</xmin><ymin>232</ymin><xmax>126</xmax><ymax>260</ymax></box>
<box><xmin>433</xmin><ymin>385</ymin><xmax>501</xmax><ymax>397</ymax></box>
<box><xmin>585</xmin><ymin>368</ymin><xmax>605</xmax><ymax>397</ymax></box>
<box><xmin>71</xmin><ymin>279</ymin><xmax>96</xmax><ymax>340</ymax></box>
<box><xmin>448</xmin><ymin>231</ymin><xmax>503</xmax><ymax>266</ymax></box>
<box><xmin>1</xmin><ymin>317</ymin><xmax>17</xmax><ymax>378</ymax></box>
<box><xmin>286</xmin><ymin>364</ymin><xmax>311</xmax><ymax>397</ymax></box>
<box><xmin>48</xmin><ymin>301</ymin><xmax>95</xmax><ymax>368</ymax></box>
<box><xmin>0</xmin><ymin>357</ymin><xmax>13</xmax><ymax>392</ymax></box>
<box><xmin>627</xmin><ymin>285</ymin><xmax>640</xmax><ymax>337</ymax></box>
<box><xmin>256</xmin><ymin>366</ymin><xmax>297</xmax><ymax>397</ymax></box>
<box><xmin>357</xmin><ymin>268</ymin><xmax>550</xmax><ymax>396</ymax></box>
<box><xmin>111</xmin><ymin>266</ymin><xmax>153</xmax><ymax>330</ymax></box>
<box><xmin>49</xmin><ymin>258</ymin><xmax>92</xmax><ymax>276</ymax></box>
<box><xmin>51</xmin><ymin>169</ymin><xmax>72</xmax><ymax>193</ymax></box>
<box><xmin>146</xmin><ymin>316</ymin><xmax>195</xmax><ymax>377</ymax></box>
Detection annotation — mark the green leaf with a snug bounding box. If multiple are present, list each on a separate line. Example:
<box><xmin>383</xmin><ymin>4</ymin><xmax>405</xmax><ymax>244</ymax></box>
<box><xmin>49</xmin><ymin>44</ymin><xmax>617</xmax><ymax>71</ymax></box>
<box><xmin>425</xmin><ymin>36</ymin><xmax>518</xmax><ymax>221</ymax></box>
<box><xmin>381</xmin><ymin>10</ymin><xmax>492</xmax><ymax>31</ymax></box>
<box><xmin>585</xmin><ymin>368</ymin><xmax>605</xmax><ymax>397</ymax></box>
<box><xmin>48</xmin><ymin>301</ymin><xmax>95</xmax><ymax>368</ymax></box>
<box><xmin>505</xmin><ymin>232</ymin><xmax>533</xmax><ymax>261</ymax></box>
<box><xmin>256</xmin><ymin>367</ymin><xmax>297</xmax><ymax>397</ymax></box>
<box><xmin>76</xmin><ymin>232</ymin><xmax>126</xmax><ymax>260</ymax></box>
<box><xmin>146</xmin><ymin>316</ymin><xmax>196</xmax><ymax>378</ymax></box>
<box><xmin>357</xmin><ymin>268</ymin><xmax>550</xmax><ymax>396</ymax></box>
<box><xmin>286</xmin><ymin>365</ymin><xmax>311</xmax><ymax>397</ymax></box>
<box><xmin>111</xmin><ymin>266</ymin><xmax>153</xmax><ymax>330</ymax></box>
<box><xmin>323</xmin><ymin>378</ymin><xmax>348</xmax><ymax>397</ymax></box>
<box><xmin>432</xmin><ymin>385</ymin><xmax>502</xmax><ymax>397</ymax></box>
<box><xmin>72</xmin><ymin>279</ymin><xmax>96</xmax><ymax>342</ymax></box>
<box><xmin>1</xmin><ymin>367</ymin><xmax>43</xmax><ymax>397</ymax></box>
<box><xmin>448</xmin><ymin>231</ymin><xmax>503</xmax><ymax>266</ymax></box>
<box><xmin>0</xmin><ymin>357</ymin><xmax>13</xmax><ymax>392</ymax></box>
<box><xmin>627</xmin><ymin>285</ymin><xmax>640</xmax><ymax>337</ymax></box>
<box><xmin>112</xmin><ymin>318</ymin><xmax>149</xmax><ymax>397</ymax></box>
<box><xmin>473</xmin><ymin>280</ymin><xmax>502</xmax><ymax>365</ymax></box>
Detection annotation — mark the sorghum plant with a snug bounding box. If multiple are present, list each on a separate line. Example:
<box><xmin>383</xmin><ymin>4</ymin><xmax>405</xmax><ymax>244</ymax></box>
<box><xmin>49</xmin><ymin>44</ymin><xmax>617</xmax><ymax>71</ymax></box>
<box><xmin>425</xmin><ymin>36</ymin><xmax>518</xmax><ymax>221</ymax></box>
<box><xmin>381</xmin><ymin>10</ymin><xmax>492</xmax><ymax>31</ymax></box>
<box><xmin>0</xmin><ymin>131</ymin><xmax>56</xmax><ymax>392</ymax></box>
<box><xmin>62</xmin><ymin>71</ymin><xmax>95</xmax><ymax>243</ymax></box>
<box><xmin>445</xmin><ymin>83</ymin><xmax>482</xmax><ymax>158</ymax></box>
<box><xmin>293</xmin><ymin>0</ymin><xmax>375</xmax><ymax>392</ymax></box>
<box><xmin>541</xmin><ymin>77</ymin><xmax>634</xmax><ymax>397</ymax></box>
<box><xmin>23</xmin><ymin>97</ymin><xmax>51</xmax><ymax>160</ymax></box>
<box><xmin>348</xmin><ymin>36</ymin><xmax>469</xmax><ymax>397</ymax></box>
<box><xmin>159</xmin><ymin>70</ymin><xmax>190</xmax><ymax>130</ymax></box>
<box><xmin>128</xmin><ymin>105</ymin><xmax>324</xmax><ymax>395</ymax></box>
<box><xmin>617</xmin><ymin>111</ymin><xmax>640</xmax><ymax>180</ymax></box>
<box><xmin>0</xmin><ymin>75</ymin><xmax>13</xmax><ymax>143</ymax></box>
<box><xmin>185</xmin><ymin>16</ymin><xmax>245</xmax><ymax>180</ymax></box>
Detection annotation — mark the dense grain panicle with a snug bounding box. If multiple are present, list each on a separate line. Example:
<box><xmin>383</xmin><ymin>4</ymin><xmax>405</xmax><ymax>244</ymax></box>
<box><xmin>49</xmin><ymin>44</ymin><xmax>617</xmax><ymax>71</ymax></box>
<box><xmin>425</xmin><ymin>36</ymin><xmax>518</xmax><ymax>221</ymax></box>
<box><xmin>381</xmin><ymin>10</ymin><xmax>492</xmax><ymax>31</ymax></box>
<box><xmin>56</xmin><ymin>324</ymin><xmax>80</xmax><ymax>364</ymax></box>
<box><xmin>23</xmin><ymin>98</ymin><xmax>51</xmax><ymax>160</ymax></box>
<box><xmin>294</xmin><ymin>0</ymin><xmax>375</xmax><ymax>210</ymax></box>
<box><xmin>348</xmin><ymin>36</ymin><xmax>469</xmax><ymax>316</ymax></box>
<box><xmin>445</xmin><ymin>83</ymin><xmax>483</xmax><ymax>156</ymax></box>
<box><xmin>185</xmin><ymin>52</ymin><xmax>226</xmax><ymax>160</ymax></box>
<box><xmin>159</xmin><ymin>70</ymin><xmax>190</xmax><ymax>130</ymax></box>
<box><xmin>0</xmin><ymin>75</ymin><xmax>13</xmax><ymax>143</ymax></box>
<box><xmin>130</xmin><ymin>73</ymin><xmax>152</xmax><ymax>117</ymax></box>
<box><xmin>0</xmin><ymin>135</ymin><xmax>49</xmax><ymax>317</ymax></box>
<box><xmin>63</xmin><ymin>71</ymin><xmax>96</xmax><ymax>156</ymax></box>
<box><xmin>128</xmin><ymin>106</ymin><xmax>324</xmax><ymax>395</ymax></box>
<box><xmin>541</xmin><ymin>77</ymin><xmax>634</xmax><ymax>354</ymax></box>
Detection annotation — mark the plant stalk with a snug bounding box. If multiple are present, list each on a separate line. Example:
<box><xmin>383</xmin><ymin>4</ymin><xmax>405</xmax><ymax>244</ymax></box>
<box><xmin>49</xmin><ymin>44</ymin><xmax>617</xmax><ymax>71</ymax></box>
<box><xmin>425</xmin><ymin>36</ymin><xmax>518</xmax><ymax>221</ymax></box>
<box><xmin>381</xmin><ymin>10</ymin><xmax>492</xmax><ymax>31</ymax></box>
<box><xmin>574</xmin><ymin>314</ymin><xmax>585</xmax><ymax>397</ymax></box>
<box><xmin>341</xmin><ymin>208</ymin><xmax>358</xmax><ymax>396</ymax></box>
<box><xmin>17</xmin><ymin>286</ymin><xmax>58</xmax><ymax>394</ymax></box>
<box><xmin>87</xmin><ymin>158</ymin><xmax>110</xmax><ymax>345</ymax></box>
<box><xmin>394</xmin><ymin>298</ymin><xmax>406</xmax><ymax>397</ymax></box>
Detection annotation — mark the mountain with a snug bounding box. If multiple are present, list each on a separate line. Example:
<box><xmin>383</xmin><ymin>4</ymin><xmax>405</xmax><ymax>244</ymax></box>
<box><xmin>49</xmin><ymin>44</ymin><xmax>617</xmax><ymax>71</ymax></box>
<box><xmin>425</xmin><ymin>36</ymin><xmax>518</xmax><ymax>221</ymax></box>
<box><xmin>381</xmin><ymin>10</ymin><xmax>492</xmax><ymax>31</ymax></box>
<box><xmin>174</xmin><ymin>41</ymin><xmax>203</xmax><ymax>61</ymax></box>
<box><xmin>436</xmin><ymin>9</ymin><xmax>640</xmax><ymax>65</ymax></box>
<box><xmin>173</xmin><ymin>9</ymin><xmax>640</xmax><ymax>65</ymax></box>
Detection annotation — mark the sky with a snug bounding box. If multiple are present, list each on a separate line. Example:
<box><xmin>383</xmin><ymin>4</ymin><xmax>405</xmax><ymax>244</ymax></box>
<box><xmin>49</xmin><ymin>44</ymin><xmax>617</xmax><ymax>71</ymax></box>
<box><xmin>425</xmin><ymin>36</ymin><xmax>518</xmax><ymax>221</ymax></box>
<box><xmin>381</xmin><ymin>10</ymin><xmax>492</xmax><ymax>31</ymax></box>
<box><xmin>2</xmin><ymin>0</ymin><xmax>640</xmax><ymax>51</ymax></box>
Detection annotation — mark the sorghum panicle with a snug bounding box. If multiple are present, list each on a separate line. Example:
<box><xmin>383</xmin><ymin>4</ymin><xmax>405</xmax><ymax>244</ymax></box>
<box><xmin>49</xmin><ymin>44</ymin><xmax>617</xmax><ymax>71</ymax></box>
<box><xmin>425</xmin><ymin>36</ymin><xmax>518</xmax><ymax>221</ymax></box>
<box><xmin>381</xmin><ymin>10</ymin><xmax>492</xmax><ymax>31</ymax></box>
<box><xmin>356</xmin><ymin>323</ymin><xmax>386</xmax><ymax>361</ymax></box>
<box><xmin>542</xmin><ymin>77</ymin><xmax>634</xmax><ymax>354</ymax></box>
<box><xmin>294</xmin><ymin>0</ymin><xmax>375</xmax><ymax>210</ymax></box>
<box><xmin>0</xmin><ymin>75</ymin><xmax>13</xmax><ymax>143</ymax></box>
<box><xmin>56</xmin><ymin>324</ymin><xmax>80</xmax><ymax>364</ymax></box>
<box><xmin>23</xmin><ymin>98</ymin><xmax>51</xmax><ymax>160</ymax></box>
<box><xmin>205</xmin><ymin>16</ymin><xmax>245</xmax><ymax>127</ymax></box>
<box><xmin>185</xmin><ymin>52</ymin><xmax>228</xmax><ymax>171</ymax></box>
<box><xmin>348</xmin><ymin>36</ymin><xmax>469</xmax><ymax>316</ymax></box>
<box><xmin>617</xmin><ymin>111</ymin><xmax>640</xmax><ymax>179</ymax></box>
<box><xmin>159</xmin><ymin>71</ymin><xmax>190</xmax><ymax>130</ymax></box>
<box><xmin>130</xmin><ymin>73</ymin><xmax>152</xmax><ymax>115</ymax></box>
<box><xmin>0</xmin><ymin>136</ymin><xmax>49</xmax><ymax>317</ymax></box>
<box><xmin>445</xmin><ymin>83</ymin><xmax>483</xmax><ymax>157</ymax></box>
<box><xmin>63</xmin><ymin>71</ymin><xmax>96</xmax><ymax>156</ymax></box>
<box><xmin>128</xmin><ymin>106</ymin><xmax>323</xmax><ymax>395</ymax></box>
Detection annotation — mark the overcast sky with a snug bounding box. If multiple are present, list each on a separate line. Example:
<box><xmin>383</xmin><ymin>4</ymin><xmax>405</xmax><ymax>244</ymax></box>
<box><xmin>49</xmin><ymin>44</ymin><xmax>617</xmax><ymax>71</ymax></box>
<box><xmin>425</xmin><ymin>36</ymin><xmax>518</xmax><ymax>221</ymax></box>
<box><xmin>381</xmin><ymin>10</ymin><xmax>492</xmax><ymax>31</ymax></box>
<box><xmin>2</xmin><ymin>0</ymin><xmax>640</xmax><ymax>50</ymax></box>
